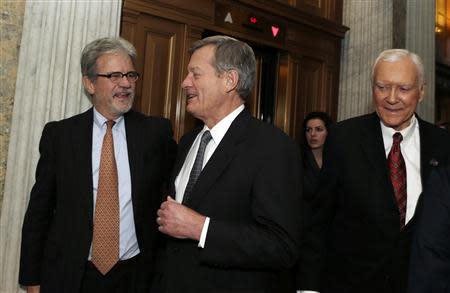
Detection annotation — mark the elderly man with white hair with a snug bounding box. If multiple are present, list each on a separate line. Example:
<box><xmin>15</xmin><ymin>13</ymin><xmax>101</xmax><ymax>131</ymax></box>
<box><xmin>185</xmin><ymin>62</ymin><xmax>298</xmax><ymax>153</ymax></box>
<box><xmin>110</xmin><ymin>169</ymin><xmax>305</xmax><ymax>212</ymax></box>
<box><xmin>296</xmin><ymin>49</ymin><xmax>450</xmax><ymax>293</ymax></box>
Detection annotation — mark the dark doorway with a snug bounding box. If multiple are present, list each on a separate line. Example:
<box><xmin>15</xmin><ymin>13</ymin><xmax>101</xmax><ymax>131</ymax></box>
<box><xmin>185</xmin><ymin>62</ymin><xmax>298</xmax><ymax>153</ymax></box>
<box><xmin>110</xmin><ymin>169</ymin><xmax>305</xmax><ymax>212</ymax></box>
<box><xmin>202</xmin><ymin>30</ymin><xmax>279</xmax><ymax>124</ymax></box>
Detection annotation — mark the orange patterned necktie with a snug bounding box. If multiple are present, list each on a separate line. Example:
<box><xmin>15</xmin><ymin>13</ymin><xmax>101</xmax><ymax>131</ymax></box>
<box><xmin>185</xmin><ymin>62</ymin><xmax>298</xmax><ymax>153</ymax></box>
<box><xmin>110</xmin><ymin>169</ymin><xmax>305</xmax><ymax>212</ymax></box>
<box><xmin>387</xmin><ymin>132</ymin><xmax>407</xmax><ymax>230</ymax></box>
<box><xmin>91</xmin><ymin>120</ymin><xmax>119</xmax><ymax>275</ymax></box>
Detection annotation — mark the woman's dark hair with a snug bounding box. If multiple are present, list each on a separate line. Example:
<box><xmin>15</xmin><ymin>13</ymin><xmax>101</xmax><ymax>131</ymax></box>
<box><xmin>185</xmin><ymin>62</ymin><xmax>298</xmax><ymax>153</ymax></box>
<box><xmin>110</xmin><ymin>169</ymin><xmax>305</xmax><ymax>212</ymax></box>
<box><xmin>301</xmin><ymin>111</ymin><xmax>333</xmax><ymax>150</ymax></box>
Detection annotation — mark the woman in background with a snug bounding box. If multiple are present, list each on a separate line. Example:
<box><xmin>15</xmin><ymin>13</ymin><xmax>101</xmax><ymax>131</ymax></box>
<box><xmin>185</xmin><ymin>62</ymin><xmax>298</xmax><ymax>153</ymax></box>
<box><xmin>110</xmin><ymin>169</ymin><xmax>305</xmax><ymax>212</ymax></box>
<box><xmin>293</xmin><ymin>111</ymin><xmax>333</xmax><ymax>291</ymax></box>
<box><xmin>301</xmin><ymin>111</ymin><xmax>333</xmax><ymax>201</ymax></box>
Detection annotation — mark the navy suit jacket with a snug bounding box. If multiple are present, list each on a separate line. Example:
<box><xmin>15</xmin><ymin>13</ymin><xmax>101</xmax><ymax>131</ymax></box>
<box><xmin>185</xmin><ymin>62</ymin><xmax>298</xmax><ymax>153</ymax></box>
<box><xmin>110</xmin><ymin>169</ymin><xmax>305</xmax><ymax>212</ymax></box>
<box><xmin>408</xmin><ymin>164</ymin><xmax>450</xmax><ymax>293</ymax></box>
<box><xmin>156</xmin><ymin>109</ymin><xmax>302</xmax><ymax>292</ymax></box>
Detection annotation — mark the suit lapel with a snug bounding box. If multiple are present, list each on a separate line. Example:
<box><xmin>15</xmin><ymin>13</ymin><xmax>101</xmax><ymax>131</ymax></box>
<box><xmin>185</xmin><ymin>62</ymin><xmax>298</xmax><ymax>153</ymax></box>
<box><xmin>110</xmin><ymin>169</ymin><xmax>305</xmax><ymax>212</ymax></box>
<box><xmin>360</xmin><ymin>113</ymin><xmax>392</xmax><ymax>192</ymax></box>
<box><xmin>170</xmin><ymin>128</ymin><xmax>201</xmax><ymax>195</ymax></box>
<box><xmin>72</xmin><ymin>108</ymin><xmax>95</xmax><ymax>226</ymax></box>
<box><xmin>418</xmin><ymin>118</ymin><xmax>435</xmax><ymax>186</ymax></box>
<box><xmin>407</xmin><ymin>117</ymin><xmax>438</xmax><ymax>229</ymax></box>
<box><xmin>184</xmin><ymin>110</ymin><xmax>251</xmax><ymax>209</ymax></box>
<box><xmin>359</xmin><ymin>113</ymin><xmax>399</xmax><ymax>221</ymax></box>
<box><xmin>124</xmin><ymin>111</ymin><xmax>143</xmax><ymax>216</ymax></box>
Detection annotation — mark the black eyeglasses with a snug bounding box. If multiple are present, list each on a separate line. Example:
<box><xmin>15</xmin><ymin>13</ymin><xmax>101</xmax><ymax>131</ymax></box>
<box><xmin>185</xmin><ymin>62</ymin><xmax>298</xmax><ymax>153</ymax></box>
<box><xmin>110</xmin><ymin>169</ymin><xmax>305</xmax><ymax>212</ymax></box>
<box><xmin>96</xmin><ymin>71</ymin><xmax>140</xmax><ymax>83</ymax></box>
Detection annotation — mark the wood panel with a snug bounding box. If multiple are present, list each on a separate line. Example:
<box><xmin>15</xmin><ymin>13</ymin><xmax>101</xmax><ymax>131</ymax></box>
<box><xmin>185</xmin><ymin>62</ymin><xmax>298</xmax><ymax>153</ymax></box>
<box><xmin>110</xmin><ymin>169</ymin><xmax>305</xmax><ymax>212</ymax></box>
<box><xmin>124</xmin><ymin>0</ymin><xmax>214</xmax><ymax>28</ymax></box>
<box><xmin>274</xmin><ymin>52</ymin><xmax>336</xmax><ymax>143</ymax></box>
<box><xmin>121</xmin><ymin>10</ymin><xmax>187</xmax><ymax>140</ymax></box>
<box><xmin>274</xmin><ymin>53</ymin><xmax>296</xmax><ymax>135</ymax></box>
<box><xmin>178</xmin><ymin>26</ymin><xmax>205</xmax><ymax>137</ymax></box>
<box><xmin>246</xmin><ymin>55</ymin><xmax>263</xmax><ymax>118</ymax></box>
<box><xmin>274</xmin><ymin>0</ymin><xmax>343</xmax><ymax>23</ymax></box>
<box><xmin>141</xmin><ymin>0</ymin><xmax>215</xmax><ymax>22</ymax></box>
<box><xmin>292</xmin><ymin>56</ymin><xmax>324</xmax><ymax>142</ymax></box>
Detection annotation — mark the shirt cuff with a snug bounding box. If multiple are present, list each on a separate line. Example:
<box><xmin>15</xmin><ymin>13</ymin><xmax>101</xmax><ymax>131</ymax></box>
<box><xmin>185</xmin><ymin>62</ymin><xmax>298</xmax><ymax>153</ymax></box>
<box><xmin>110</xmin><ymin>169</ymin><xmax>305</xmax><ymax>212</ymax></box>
<box><xmin>197</xmin><ymin>217</ymin><xmax>210</xmax><ymax>248</ymax></box>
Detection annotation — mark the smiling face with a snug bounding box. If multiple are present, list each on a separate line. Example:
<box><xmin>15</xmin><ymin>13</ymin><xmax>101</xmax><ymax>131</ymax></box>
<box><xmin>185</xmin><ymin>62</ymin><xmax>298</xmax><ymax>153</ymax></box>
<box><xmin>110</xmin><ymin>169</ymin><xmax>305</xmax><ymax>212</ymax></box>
<box><xmin>181</xmin><ymin>45</ymin><xmax>242</xmax><ymax>128</ymax></box>
<box><xmin>373</xmin><ymin>57</ymin><xmax>424</xmax><ymax>131</ymax></box>
<box><xmin>305</xmin><ymin>118</ymin><xmax>328</xmax><ymax>150</ymax></box>
<box><xmin>83</xmin><ymin>52</ymin><xmax>135</xmax><ymax>120</ymax></box>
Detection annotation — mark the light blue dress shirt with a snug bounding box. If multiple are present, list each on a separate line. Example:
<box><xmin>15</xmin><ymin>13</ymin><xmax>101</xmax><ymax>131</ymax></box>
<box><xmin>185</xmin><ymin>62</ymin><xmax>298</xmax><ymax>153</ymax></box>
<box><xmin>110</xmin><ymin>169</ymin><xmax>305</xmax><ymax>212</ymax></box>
<box><xmin>89</xmin><ymin>108</ymin><xmax>139</xmax><ymax>260</ymax></box>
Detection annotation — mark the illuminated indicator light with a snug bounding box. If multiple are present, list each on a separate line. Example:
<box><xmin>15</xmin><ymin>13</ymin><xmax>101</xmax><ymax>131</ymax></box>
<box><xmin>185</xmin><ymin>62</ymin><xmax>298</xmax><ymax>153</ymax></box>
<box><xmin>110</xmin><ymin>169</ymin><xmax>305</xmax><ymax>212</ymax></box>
<box><xmin>271</xmin><ymin>26</ymin><xmax>280</xmax><ymax>37</ymax></box>
<box><xmin>249</xmin><ymin>16</ymin><xmax>258</xmax><ymax>24</ymax></box>
<box><xmin>224</xmin><ymin>12</ymin><xmax>233</xmax><ymax>24</ymax></box>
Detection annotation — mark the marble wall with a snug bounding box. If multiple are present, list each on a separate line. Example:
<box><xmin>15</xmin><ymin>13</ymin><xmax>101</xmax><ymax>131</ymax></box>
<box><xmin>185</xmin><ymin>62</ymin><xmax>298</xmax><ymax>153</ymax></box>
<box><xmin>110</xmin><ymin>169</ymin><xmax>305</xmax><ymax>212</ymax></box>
<box><xmin>0</xmin><ymin>2</ymin><xmax>123</xmax><ymax>291</ymax></box>
<box><xmin>338</xmin><ymin>0</ymin><xmax>393</xmax><ymax>121</ymax></box>
<box><xmin>406</xmin><ymin>0</ymin><xmax>436</xmax><ymax>121</ymax></box>
<box><xmin>0</xmin><ymin>1</ymin><xmax>26</xmax><ymax>212</ymax></box>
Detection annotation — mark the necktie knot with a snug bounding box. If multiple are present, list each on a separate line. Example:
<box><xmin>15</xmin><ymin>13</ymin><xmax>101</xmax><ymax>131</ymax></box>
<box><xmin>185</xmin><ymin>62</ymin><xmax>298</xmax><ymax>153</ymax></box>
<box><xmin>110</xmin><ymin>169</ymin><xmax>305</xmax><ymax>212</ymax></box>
<box><xmin>393</xmin><ymin>132</ymin><xmax>403</xmax><ymax>144</ymax></box>
<box><xmin>106</xmin><ymin>120</ymin><xmax>115</xmax><ymax>130</ymax></box>
<box><xmin>201</xmin><ymin>130</ymin><xmax>212</xmax><ymax>145</ymax></box>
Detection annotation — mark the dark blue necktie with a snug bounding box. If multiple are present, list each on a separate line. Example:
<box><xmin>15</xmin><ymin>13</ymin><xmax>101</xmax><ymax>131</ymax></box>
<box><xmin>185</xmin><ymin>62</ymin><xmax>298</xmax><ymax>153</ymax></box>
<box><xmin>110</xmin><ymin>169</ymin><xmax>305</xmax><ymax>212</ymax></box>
<box><xmin>183</xmin><ymin>130</ymin><xmax>212</xmax><ymax>203</ymax></box>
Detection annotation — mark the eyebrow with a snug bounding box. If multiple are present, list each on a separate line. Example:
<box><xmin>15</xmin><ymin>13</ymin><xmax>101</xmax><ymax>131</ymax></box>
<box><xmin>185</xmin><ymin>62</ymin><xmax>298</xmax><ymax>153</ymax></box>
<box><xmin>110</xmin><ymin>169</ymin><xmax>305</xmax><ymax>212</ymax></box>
<box><xmin>188</xmin><ymin>66</ymin><xmax>202</xmax><ymax>72</ymax></box>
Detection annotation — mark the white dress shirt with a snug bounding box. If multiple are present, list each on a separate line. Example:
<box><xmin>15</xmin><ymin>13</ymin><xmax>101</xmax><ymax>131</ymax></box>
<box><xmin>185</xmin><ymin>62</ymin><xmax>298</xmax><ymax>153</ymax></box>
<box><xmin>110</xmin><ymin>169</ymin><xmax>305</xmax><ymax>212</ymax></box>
<box><xmin>89</xmin><ymin>108</ymin><xmax>139</xmax><ymax>260</ymax></box>
<box><xmin>174</xmin><ymin>104</ymin><xmax>245</xmax><ymax>248</ymax></box>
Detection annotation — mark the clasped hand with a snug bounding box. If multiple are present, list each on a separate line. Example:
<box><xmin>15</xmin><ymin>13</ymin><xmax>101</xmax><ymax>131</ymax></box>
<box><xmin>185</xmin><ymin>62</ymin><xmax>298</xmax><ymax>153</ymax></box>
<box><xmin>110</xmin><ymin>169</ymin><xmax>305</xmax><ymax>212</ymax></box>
<box><xmin>156</xmin><ymin>196</ymin><xmax>206</xmax><ymax>241</ymax></box>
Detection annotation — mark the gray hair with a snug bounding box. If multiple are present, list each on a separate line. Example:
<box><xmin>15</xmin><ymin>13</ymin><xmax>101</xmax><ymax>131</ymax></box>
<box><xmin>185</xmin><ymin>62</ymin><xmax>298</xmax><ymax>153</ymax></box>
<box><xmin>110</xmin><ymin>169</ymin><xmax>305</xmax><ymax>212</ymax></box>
<box><xmin>190</xmin><ymin>35</ymin><xmax>256</xmax><ymax>100</ymax></box>
<box><xmin>81</xmin><ymin>37</ymin><xmax>137</xmax><ymax>81</ymax></box>
<box><xmin>371</xmin><ymin>49</ymin><xmax>425</xmax><ymax>87</ymax></box>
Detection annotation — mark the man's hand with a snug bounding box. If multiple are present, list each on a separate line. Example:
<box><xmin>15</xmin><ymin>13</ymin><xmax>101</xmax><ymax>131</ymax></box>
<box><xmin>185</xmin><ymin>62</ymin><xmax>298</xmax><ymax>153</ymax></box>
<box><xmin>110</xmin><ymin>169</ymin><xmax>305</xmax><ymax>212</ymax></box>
<box><xmin>157</xmin><ymin>196</ymin><xmax>206</xmax><ymax>241</ymax></box>
<box><xmin>26</xmin><ymin>285</ymin><xmax>40</xmax><ymax>293</ymax></box>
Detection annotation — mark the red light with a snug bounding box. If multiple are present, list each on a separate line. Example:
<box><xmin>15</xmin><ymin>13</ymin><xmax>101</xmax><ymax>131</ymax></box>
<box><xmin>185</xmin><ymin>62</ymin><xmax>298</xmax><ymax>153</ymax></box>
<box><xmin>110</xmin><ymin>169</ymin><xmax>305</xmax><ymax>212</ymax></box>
<box><xmin>249</xmin><ymin>16</ymin><xmax>258</xmax><ymax>24</ymax></box>
<box><xmin>271</xmin><ymin>26</ymin><xmax>280</xmax><ymax>37</ymax></box>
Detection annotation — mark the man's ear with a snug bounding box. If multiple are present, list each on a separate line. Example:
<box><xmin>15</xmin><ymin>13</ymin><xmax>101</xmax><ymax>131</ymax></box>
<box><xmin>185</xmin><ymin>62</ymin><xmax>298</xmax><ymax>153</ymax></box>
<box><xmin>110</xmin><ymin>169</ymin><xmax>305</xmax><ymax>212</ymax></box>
<box><xmin>82</xmin><ymin>76</ymin><xmax>95</xmax><ymax>95</ymax></box>
<box><xmin>225</xmin><ymin>70</ymin><xmax>239</xmax><ymax>92</ymax></box>
<box><xmin>418</xmin><ymin>83</ymin><xmax>425</xmax><ymax>102</ymax></box>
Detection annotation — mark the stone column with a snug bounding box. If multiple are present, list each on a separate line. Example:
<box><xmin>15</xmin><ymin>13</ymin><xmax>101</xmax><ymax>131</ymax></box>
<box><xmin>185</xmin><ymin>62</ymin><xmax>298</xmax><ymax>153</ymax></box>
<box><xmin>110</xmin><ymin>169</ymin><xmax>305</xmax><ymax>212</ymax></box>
<box><xmin>338</xmin><ymin>0</ymin><xmax>435</xmax><ymax>123</ymax></box>
<box><xmin>338</xmin><ymin>0</ymin><xmax>393</xmax><ymax>121</ymax></box>
<box><xmin>0</xmin><ymin>1</ymin><xmax>122</xmax><ymax>292</ymax></box>
<box><xmin>406</xmin><ymin>0</ymin><xmax>435</xmax><ymax>121</ymax></box>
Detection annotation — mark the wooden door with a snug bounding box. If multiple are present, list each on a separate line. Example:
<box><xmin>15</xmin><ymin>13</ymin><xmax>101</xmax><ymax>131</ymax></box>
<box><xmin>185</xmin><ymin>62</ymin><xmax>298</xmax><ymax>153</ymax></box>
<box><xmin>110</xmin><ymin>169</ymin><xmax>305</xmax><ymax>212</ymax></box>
<box><xmin>122</xmin><ymin>10</ymin><xmax>187</xmax><ymax>140</ymax></box>
<box><xmin>275</xmin><ymin>52</ymin><xmax>337</xmax><ymax>143</ymax></box>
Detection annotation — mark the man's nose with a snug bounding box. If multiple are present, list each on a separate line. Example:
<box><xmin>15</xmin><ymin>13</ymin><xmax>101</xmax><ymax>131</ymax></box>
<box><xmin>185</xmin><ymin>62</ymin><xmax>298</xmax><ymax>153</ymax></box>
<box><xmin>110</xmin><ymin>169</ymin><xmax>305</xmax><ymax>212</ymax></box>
<box><xmin>181</xmin><ymin>75</ymin><xmax>191</xmax><ymax>89</ymax></box>
<box><xmin>386</xmin><ymin>86</ymin><xmax>398</xmax><ymax>104</ymax></box>
<box><xmin>118</xmin><ymin>75</ymin><xmax>132</xmax><ymax>87</ymax></box>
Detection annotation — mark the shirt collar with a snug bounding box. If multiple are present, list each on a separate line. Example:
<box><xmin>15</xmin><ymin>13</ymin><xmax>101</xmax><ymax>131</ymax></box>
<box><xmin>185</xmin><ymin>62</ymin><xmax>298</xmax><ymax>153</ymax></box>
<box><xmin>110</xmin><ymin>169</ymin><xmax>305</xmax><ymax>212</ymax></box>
<box><xmin>381</xmin><ymin>114</ymin><xmax>417</xmax><ymax>144</ymax></box>
<box><xmin>202</xmin><ymin>104</ymin><xmax>245</xmax><ymax>145</ymax></box>
<box><xmin>93</xmin><ymin>107</ymin><xmax>124</xmax><ymax>129</ymax></box>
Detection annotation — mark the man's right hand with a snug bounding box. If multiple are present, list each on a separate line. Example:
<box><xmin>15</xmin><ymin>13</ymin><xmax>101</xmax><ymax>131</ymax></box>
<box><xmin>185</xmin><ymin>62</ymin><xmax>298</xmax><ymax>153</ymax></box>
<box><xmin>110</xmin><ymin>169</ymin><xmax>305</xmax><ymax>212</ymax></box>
<box><xmin>26</xmin><ymin>285</ymin><xmax>40</xmax><ymax>293</ymax></box>
<box><xmin>157</xmin><ymin>196</ymin><xmax>206</xmax><ymax>241</ymax></box>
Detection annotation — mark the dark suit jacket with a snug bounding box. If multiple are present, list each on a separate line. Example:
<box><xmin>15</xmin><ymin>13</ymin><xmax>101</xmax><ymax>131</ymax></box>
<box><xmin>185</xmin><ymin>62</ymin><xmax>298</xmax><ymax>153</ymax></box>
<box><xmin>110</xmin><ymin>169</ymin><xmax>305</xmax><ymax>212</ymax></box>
<box><xmin>155</xmin><ymin>109</ymin><xmax>302</xmax><ymax>292</ymax></box>
<box><xmin>19</xmin><ymin>108</ymin><xmax>176</xmax><ymax>293</ymax></box>
<box><xmin>302</xmin><ymin>149</ymin><xmax>321</xmax><ymax>202</ymax></box>
<box><xmin>298</xmin><ymin>113</ymin><xmax>450</xmax><ymax>293</ymax></box>
<box><xmin>408</xmin><ymin>164</ymin><xmax>450</xmax><ymax>293</ymax></box>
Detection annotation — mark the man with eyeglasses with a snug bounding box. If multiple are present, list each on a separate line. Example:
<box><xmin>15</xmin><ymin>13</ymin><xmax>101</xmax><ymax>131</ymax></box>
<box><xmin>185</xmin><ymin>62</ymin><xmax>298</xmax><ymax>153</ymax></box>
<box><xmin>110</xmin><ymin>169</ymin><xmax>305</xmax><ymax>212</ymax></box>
<box><xmin>297</xmin><ymin>49</ymin><xmax>450</xmax><ymax>293</ymax></box>
<box><xmin>19</xmin><ymin>37</ymin><xmax>176</xmax><ymax>293</ymax></box>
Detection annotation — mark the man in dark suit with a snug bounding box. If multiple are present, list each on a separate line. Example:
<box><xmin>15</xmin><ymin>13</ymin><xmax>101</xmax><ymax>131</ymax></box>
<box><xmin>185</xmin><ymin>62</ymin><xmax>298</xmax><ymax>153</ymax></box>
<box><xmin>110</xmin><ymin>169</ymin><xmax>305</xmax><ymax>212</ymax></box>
<box><xmin>297</xmin><ymin>49</ymin><xmax>450</xmax><ymax>293</ymax></box>
<box><xmin>19</xmin><ymin>37</ymin><xmax>176</xmax><ymax>293</ymax></box>
<box><xmin>154</xmin><ymin>35</ymin><xmax>302</xmax><ymax>292</ymax></box>
<box><xmin>408</xmin><ymin>164</ymin><xmax>450</xmax><ymax>293</ymax></box>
